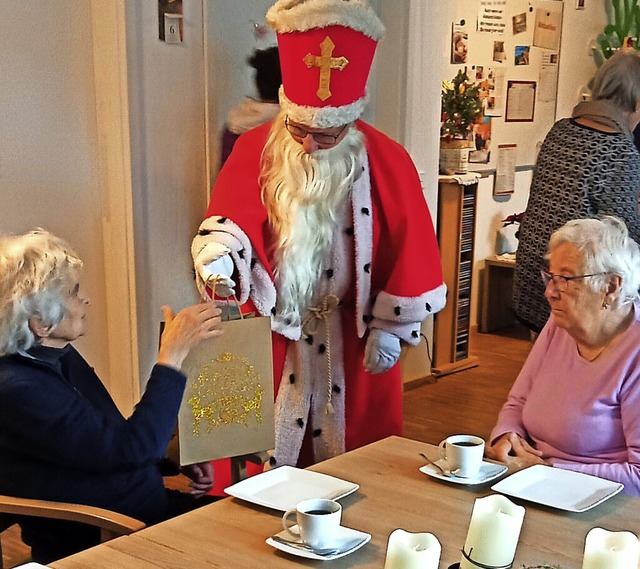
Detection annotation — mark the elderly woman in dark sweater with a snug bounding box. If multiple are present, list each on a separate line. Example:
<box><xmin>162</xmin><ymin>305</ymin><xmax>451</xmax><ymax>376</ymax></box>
<box><xmin>514</xmin><ymin>49</ymin><xmax>640</xmax><ymax>333</ymax></box>
<box><xmin>0</xmin><ymin>229</ymin><xmax>223</xmax><ymax>563</ymax></box>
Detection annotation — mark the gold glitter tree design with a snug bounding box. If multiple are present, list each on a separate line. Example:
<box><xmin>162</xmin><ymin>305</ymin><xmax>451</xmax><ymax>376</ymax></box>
<box><xmin>188</xmin><ymin>352</ymin><xmax>265</xmax><ymax>436</ymax></box>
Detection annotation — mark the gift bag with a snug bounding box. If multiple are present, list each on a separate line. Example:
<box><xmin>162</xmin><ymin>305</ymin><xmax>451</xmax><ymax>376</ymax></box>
<box><xmin>177</xmin><ymin>303</ymin><xmax>274</xmax><ymax>466</ymax></box>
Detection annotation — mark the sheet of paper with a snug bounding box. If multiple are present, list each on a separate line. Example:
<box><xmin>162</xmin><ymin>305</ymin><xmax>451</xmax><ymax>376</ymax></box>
<box><xmin>494</xmin><ymin>144</ymin><xmax>517</xmax><ymax>195</ymax></box>
<box><xmin>477</xmin><ymin>0</ymin><xmax>507</xmax><ymax>34</ymax></box>
<box><xmin>505</xmin><ymin>81</ymin><xmax>536</xmax><ymax>122</ymax></box>
<box><xmin>539</xmin><ymin>52</ymin><xmax>559</xmax><ymax>102</ymax></box>
<box><xmin>533</xmin><ymin>8</ymin><xmax>562</xmax><ymax>50</ymax></box>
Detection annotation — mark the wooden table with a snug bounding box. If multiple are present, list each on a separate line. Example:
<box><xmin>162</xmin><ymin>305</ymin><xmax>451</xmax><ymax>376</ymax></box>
<box><xmin>50</xmin><ymin>436</ymin><xmax>639</xmax><ymax>568</ymax></box>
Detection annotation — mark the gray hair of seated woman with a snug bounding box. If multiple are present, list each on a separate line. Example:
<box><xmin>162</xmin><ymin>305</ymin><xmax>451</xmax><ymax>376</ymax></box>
<box><xmin>0</xmin><ymin>229</ymin><xmax>82</xmax><ymax>356</ymax></box>
<box><xmin>591</xmin><ymin>49</ymin><xmax>640</xmax><ymax>113</ymax></box>
<box><xmin>547</xmin><ymin>216</ymin><xmax>640</xmax><ymax>308</ymax></box>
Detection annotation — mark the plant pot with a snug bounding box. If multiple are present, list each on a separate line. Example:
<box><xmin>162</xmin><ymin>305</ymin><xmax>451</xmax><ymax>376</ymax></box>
<box><xmin>439</xmin><ymin>138</ymin><xmax>473</xmax><ymax>175</ymax></box>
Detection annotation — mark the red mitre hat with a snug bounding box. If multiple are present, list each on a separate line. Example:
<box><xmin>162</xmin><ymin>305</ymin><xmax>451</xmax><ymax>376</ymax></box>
<box><xmin>266</xmin><ymin>0</ymin><xmax>385</xmax><ymax>128</ymax></box>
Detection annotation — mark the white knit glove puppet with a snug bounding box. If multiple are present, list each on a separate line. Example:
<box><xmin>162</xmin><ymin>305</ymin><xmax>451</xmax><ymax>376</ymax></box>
<box><xmin>364</xmin><ymin>329</ymin><xmax>401</xmax><ymax>374</ymax></box>
<box><xmin>191</xmin><ymin>239</ymin><xmax>236</xmax><ymax>298</ymax></box>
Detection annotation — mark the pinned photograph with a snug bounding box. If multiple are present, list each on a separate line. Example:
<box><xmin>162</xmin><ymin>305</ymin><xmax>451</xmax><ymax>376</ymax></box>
<box><xmin>512</xmin><ymin>13</ymin><xmax>527</xmax><ymax>34</ymax></box>
<box><xmin>470</xmin><ymin>115</ymin><xmax>492</xmax><ymax>165</ymax></box>
<box><xmin>515</xmin><ymin>45</ymin><xmax>530</xmax><ymax>66</ymax></box>
<box><xmin>452</xmin><ymin>27</ymin><xmax>469</xmax><ymax>64</ymax></box>
<box><xmin>493</xmin><ymin>41</ymin><xmax>506</xmax><ymax>62</ymax></box>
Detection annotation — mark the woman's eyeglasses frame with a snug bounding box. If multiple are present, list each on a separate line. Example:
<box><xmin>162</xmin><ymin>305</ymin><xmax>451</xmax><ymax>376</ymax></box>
<box><xmin>540</xmin><ymin>269</ymin><xmax>606</xmax><ymax>292</ymax></box>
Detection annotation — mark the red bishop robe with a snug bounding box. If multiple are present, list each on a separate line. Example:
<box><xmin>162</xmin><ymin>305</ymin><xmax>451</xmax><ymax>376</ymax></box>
<box><xmin>201</xmin><ymin>119</ymin><xmax>445</xmax><ymax>493</ymax></box>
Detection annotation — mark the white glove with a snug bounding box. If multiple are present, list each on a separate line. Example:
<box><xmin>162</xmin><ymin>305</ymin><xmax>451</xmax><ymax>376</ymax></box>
<box><xmin>364</xmin><ymin>329</ymin><xmax>401</xmax><ymax>374</ymax></box>
<box><xmin>192</xmin><ymin>240</ymin><xmax>236</xmax><ymax>298</ymax></box>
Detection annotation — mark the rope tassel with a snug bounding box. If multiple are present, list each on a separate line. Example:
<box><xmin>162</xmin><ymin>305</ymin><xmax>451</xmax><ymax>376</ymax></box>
<box><xmin>301</xmin><ymin>294</ymin><xmax>340</xmax><ymax>415</ymax></box>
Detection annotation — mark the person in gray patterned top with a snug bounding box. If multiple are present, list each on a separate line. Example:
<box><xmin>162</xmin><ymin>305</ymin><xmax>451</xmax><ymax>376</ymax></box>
<box><xmin>513</xmin><ymin>49</ymin><xmax>640</xmax><ymax>333</ymax></box>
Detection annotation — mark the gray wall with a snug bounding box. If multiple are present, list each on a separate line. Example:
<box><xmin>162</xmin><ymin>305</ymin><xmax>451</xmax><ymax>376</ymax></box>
<box><xmin>0</xmin><ymin>1</ymin><xmax>110</xmax><ymax>381</ymax></box>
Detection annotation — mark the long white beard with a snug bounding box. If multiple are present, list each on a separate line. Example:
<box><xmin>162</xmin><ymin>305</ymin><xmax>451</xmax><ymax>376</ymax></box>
<box><xmin>260</xmin><ymin>114</ymin><xmax>364</xmax><ymax>323</ymax></box>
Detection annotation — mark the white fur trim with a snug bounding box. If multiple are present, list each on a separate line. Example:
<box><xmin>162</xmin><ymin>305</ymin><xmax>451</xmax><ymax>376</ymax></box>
<box><xmin>373</xmin><ymin>285</ymin><xmax>448</xmax><ymax>323</ymax></box>
<box><xmin>192</xmin><ymin>217</ymin><xmax>252</xmax><ymax>303</ymax></box>
<box><xmin>248</xmin><ymin>261</ymin><xmax>278</xmax><ymax>320</ymax></box>
<box><xmin>279</xmin><ymin>85</ymin><xmax>368</xmax><ymax>128</ymax></box>
<box><xmin>369</xmin><ymin>283</ymin><xmax>448</xmax><ymax>345</ymax></box>
<box><xmin>352</xmin><ymin>151</ymin><xmax>373</xmax><ymax>338</ymax></box>
<box><xmin>267</xmin><ymin>0</ymin><xmax>385</xmax><ymax>40</ymax></box>
<box><xmin>193</xmin><ymin>217</ymin><xmax>285</xmax><ymax>335</ymax></box>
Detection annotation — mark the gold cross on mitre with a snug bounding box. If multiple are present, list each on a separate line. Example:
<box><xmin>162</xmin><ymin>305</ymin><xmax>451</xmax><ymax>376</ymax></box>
<box><xmin>303</xmin><ymin>36</ymin><xmax>349</xmax><ymax>101</ymax></box>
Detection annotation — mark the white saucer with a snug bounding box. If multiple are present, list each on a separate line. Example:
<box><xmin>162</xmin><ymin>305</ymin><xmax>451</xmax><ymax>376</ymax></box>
<box><xmin>266</xmin><ymin>525</ymin><xmax>371</xmax><ymax>560</ymax></box>
<box><xmin>420</xmin><ymin>459</ymin><xmax>508</xmax><ymax>485</ymax></box>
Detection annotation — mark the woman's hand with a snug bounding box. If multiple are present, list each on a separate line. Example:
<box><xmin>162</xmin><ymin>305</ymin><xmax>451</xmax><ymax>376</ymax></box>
<box><xmin>157</xmin><ymin>303</ymin><xmax>223</xmax><ymax>370</ymax></box>
<box><xmin>486</xmin><ymin>432</ymin><xmax>548</xmax><ymax>470</ymax></box>
<box><xmin>181</xmin><ymin>462</ymin><xmax>214</xmax><ymax>497</ymax></box>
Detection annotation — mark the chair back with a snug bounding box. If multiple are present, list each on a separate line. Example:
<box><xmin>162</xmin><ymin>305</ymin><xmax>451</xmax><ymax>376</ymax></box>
<box><xmin>0</xmin><ymin>494</ymin><xmax>145</xmax><ymax>568</ymax></box>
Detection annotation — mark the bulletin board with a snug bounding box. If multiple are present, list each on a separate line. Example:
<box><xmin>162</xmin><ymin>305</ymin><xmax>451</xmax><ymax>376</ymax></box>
<box><xmin>447</xmin><ymin>0</ymin><xmax>564</xmax><ymax>170</ymax></box>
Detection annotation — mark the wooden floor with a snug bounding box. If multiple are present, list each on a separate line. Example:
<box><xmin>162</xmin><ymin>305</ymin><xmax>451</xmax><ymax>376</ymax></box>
<box><xmin>2</xmin><ymin>327</ymin><xmax>531</xmax><ymax>569</ymax></box>
<box><xmin>403</xmin><ymin>325</ymin><xmax>532</xmax><ymax>446</ymax></box>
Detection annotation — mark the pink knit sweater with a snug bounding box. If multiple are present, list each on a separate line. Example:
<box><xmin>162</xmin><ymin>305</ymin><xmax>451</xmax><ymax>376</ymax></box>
<box><xmin>491</xmin><ymin>300</ymin><xmax>640</xmax><ymax>495</ymax></box>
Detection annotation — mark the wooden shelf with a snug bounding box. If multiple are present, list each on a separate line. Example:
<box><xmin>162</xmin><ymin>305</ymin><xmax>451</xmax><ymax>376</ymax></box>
<box><xmin>432</xmin><ymin>179</ymin><xmax>480</xmax><ymax>377</ymax></box>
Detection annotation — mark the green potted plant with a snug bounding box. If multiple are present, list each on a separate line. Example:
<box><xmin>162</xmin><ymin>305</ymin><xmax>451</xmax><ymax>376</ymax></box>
<box><xmin>440</xmin><ymin>70</ymin><xmax>482</xmax><ymax>175</ymax></box>
<box><xmin>594</xmin><ymin>0</ymin><xmax>640</xmax><ymax>64</ymax></box>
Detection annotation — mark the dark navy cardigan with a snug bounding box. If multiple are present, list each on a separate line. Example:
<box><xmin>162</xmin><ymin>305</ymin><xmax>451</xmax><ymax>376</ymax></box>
<box><xmin>0</xmin><ymin>345</ymin><xmax>186</xmax><ymax>525</ymax></box>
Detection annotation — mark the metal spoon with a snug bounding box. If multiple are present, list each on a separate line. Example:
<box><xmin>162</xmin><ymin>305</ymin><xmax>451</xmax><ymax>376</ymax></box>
<box><xmin>419</xmin><ymin>452</ymin><xmax>458</xmax><ymax>477</ymax></box>
<box><xmin>271</xmin><ymin>535</ymin><xmax>341</xmax><ymax>556</ymax></box>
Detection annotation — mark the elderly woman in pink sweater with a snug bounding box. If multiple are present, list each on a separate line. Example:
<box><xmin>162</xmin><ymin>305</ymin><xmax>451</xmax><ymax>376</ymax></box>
<box><xmin>486</xmin><ymin>216</ymin><xmax>640</xmax><ymax>495</ymax></box>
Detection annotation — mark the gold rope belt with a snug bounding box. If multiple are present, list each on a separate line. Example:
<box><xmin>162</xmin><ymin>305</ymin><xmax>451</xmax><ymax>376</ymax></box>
<box><xmin>301</xmin><ymin>294</ymin><xmax>341</xmax><ymax>414</ymax></box>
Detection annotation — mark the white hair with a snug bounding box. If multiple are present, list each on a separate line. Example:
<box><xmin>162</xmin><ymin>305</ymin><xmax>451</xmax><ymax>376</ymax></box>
<box><xmin>0</xmin><ymin>229</ymin><xmax>82</xmax><ymax>356</ymax></box>
<box><xmin>548</xmin><ymin>216</ymin><xmax>640</xmax><ymax>307</ymax></box>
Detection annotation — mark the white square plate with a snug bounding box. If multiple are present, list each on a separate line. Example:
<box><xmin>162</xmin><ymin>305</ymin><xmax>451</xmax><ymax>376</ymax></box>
<box><xmin>491</xmin><ymin>464</ymin><xmax>624</xmax><ymax>512</ymax></box>
<box><xmin>225</xmin><ymin>465</ymin><xmax>359</xmax><ymax>511</ymax></box>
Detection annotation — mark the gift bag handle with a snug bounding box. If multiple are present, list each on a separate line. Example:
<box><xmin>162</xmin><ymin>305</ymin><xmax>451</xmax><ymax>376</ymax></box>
<box><xmin>204</xmin><ymin>274</ymin><xmax>244</xmax><ymax>321</ymax></box>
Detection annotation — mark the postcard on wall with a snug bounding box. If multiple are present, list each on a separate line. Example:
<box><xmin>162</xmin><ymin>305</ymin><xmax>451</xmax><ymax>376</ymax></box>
<box><xmin>514</xmin><ymin>45</ymin><xmax>531</xmax><ymax>66</ymax></box>
<box><xmin>470</xmin><ymin>115</ymin><xmax>492</xmax><ymax>164</ymax></box>
<box><xmin>493</xmin><ymin>40</ymin><xmax>507</xmax><ymax>62</ymax></box>
<box><xmin>451</xmin><ymin>23</ymin><xmax>468</xmax><ymax>64</ymax></box>
<box><xmin>505</xmin><ymin>81</ymin><xmax>536</xmax><ymax>122</ymax></box>
<box><xmin>477</xmin><ymin>0</ymin><xmax>507</xmax><ymax>34</ymax></box>
<box><xmin>533</xmin><ymin>8</ymin><xmax>562</xmax><ymax>50</ymax></box>
<box><xmin>512</xmin><ymin>12</ymin><xmax>527</xmax><ymax>35</ymax></box>
<box><xmin>494</xmin><ymin>144</ymin><xmax>517</xmax><ymax>196</ymax></box>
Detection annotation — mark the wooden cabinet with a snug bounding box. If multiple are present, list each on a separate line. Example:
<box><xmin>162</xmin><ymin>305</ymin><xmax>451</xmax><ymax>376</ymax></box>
<box><xmin>432</xmin><ymin>177</ymin><xmax>479</xmax><ymax>377</ymax></box>
<box><xmin>480</xmin><ymin>256</ymin><xmax>517</xmax><ymax>333</ymax></box>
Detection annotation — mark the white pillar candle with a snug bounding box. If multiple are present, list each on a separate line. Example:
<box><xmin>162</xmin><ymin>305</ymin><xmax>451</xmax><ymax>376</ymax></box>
<box><xmin>384</xmin><ymin>529</ymin><xmax>441</xmax><ymax>569</ymax></box>
<box><xmin>582</xmin><ymin>527</ymin><xmax>640</xmax><ymax>569</ymax></box>
<box><xmin>460</xmin><ymin>494</ymin><xmax>525</xmax><ymax>569</ymax></box>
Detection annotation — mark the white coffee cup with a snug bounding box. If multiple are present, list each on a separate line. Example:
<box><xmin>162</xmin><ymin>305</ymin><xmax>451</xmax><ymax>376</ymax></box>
<box><xmin>438</xmin><ymin>434</ymin><xmax>485</xmax><ymax>478</ymax></box>
<box><xmin>282</xmin><ymin>498</ymin><xmax>342</xmax><ymax>549</ymax></box>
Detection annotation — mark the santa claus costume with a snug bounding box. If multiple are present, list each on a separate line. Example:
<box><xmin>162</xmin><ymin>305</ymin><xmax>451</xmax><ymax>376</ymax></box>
<box><xmin>192</xmin><ymin>0</ymin><xmax>446</xmax><ymax>492</ymax></box>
